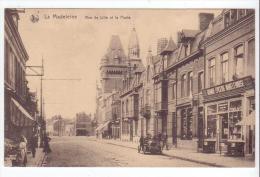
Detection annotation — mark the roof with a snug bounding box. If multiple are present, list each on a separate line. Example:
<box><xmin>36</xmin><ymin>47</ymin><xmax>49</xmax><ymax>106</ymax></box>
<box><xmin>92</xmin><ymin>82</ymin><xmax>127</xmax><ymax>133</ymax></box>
<box><xmin>128</xmin><ymin>27</ymin><xmax>139</xmax><ymax>49</ymax></box>
<box><xmin>181</xmin><ymin>29</ymin><xmax>200</xmax><ymax>38</ymax></box>
<box><xmin>103</xmin><ymin>35</ymin><xmax>126</xmax><ymax>62</ymax></box>
<box><xmin>160</xmin><ymin>37</ymin><xmax>177</xmax><ymax>55</ymax></box>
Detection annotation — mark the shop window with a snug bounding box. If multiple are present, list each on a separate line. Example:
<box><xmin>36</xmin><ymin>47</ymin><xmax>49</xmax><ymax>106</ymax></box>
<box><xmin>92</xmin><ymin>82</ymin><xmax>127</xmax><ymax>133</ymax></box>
<box><xmin>221</xmin><ymin>52</ymin><xmax>229</xmax><ymax>83</ymax></box>
<box><xmin>181</xmin><ymin>108</ymin><xmax>193</xmax><ymax>140</ymax></box>
<box><xmin>181</xmin><ymin>109</ymin><xmax>187</xmax><ymax>139</ymax></box>
<box><xmin>198</xmin><ymin>71</ymin><xmax>204</xmax><ymax>93</ymax></box>
<box><xmin>207</xmin><ymin>104</ymin><xmax>217</xmax><ymax>114</ymax></box>
<box><xmin>187</xmin><ymin>72</ymin><xmax>193</xmax><ymax>97</ymax></box>
<box><xmin>229</xmin><ymin>100</ymin><xmax>242</xmax><ymax>140</ymax></box>
<box><xmin>234</xmin><ymin>45</ymin><xmax>244</xmax><ymax>79</ymax></box>
<box><xmin>181</xmin><ymin>74</ymin><xmax>186</xmax><ymax>97</ymax></box>
<box><xmin>208</xmin><ymin>58</ymin><xmax>216</xmax><ymax>87</ymax></box>
<box><xmin>207</xmin><ymin>115</ymin><xmax>217</xmax><ymax>138</ymax></box>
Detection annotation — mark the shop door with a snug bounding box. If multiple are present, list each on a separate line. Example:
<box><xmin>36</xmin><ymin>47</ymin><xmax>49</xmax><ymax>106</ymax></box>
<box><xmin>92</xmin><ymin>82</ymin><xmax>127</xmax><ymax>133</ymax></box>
<box><xmin>219</xmin><ymin>113</ymin><xmax>228</xmax><ymax>142</ymax></box>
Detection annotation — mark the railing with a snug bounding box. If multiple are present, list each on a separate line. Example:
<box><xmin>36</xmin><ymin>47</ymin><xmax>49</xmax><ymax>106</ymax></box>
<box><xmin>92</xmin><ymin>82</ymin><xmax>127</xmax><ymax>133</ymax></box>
<box><xmin>154</xmin><ymin>101</ymin><xmax>168</xmax><ymax>112</ymax></box>
<box><xmin>140</xmin><ymin>104</ymin><xmax>151</xmax><ymax>118</ymax></box>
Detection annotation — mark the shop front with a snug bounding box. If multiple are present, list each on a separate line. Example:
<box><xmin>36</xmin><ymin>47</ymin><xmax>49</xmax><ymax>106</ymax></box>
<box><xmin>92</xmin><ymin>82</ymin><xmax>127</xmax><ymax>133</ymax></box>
<box><xmin>202</xmin><ymin>76</ymin><xmax>255</xmax><ymax>155</ymax></box>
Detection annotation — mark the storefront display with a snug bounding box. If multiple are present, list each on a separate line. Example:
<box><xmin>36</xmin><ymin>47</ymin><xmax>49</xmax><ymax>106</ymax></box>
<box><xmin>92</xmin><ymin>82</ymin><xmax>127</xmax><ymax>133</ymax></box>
<box><xmin>205</xmin><ymin>99</ymin><xmax>243</xmax><ymax>142</ymax></box>
<box><xmin>180</xmin><ymin>107</ymin><xmax>193</xmax><ymax>140</ymax></box>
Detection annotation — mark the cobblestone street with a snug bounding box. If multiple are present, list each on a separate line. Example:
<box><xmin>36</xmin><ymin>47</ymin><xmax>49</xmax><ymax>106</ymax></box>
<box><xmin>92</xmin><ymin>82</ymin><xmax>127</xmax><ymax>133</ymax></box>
<box><xmin>45</xmin><ymin>136</ymin><xmax>207</xmax><ymax>167</ymax></box>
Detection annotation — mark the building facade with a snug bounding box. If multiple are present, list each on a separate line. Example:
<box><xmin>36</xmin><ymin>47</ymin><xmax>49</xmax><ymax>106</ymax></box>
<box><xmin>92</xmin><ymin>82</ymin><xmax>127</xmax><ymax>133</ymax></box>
<box><xmin>4</xmin><ymin>9</ymin><xmax>37</xmax><ymax>143</ymax></box>
<box><xmin>96</xmin><ymin>9</ymin><xmax>255</xmax><ymax>156</ymax></box>
<box><xmin>202</xmin><ymin>9</ymin><xmax>255</xmax><ymax>155</ymax></box>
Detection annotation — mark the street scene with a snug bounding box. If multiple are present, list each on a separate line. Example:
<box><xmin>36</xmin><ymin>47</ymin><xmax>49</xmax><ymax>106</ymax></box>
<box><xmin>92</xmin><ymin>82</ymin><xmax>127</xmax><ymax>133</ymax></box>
<box><xmin>4</xmin><ymin>8</ymin><xmax>256</xmax><ymax>168</ymax></box>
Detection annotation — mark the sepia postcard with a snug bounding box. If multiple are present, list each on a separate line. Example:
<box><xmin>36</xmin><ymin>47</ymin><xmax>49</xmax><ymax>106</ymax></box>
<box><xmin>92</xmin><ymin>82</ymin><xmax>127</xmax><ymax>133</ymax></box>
<box><xmin>1</xmin><ymin>5</ymin><xmax>259</xmax><ymax>177</ymax></box>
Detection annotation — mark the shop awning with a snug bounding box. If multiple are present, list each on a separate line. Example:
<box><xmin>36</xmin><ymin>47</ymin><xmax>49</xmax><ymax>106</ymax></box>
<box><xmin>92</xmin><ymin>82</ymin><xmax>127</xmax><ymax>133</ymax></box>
<box><xmin>96</xmin><ymin>121</ymin><xmax>110</xmax><ymax>132</ymax></box>
<box><xmin>236</xmin><ymin>111</ymin><xmax>255</xmax><ymax>126</ymax></box>
<box><xmin>11</xmin><ymin>98</ymin><xmax>35</xmax><ymax>126</ymax></box>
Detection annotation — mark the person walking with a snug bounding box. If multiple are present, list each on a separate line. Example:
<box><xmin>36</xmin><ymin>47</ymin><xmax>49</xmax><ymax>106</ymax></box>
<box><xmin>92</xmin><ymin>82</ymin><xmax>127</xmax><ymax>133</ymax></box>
<box><xmin>139</xmin><ymin>135</ymin><xmax>144</xmax><ymax>152</ymax></box>
<box><xmin>43</xmin><ymin>133</ymin><xmax>52</xmax><ymax>154</ymax></box>
<box><xmin>30</xmin><ymin>134</ymin><xmax>38</xmax><ymax>158</ymax></box>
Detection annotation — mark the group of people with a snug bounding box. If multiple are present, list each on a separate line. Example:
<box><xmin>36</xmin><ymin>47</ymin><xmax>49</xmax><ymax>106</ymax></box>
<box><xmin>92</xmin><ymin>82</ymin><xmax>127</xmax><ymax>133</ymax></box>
<box><xmin>139</xmin><ymin>132</ymin><xmax>169</xmax><ymax>151</ymax></box>
<box><xmin>14</xmin><ymin>133</ymin><xmax>52</xmax><ymax>167</ymax></box>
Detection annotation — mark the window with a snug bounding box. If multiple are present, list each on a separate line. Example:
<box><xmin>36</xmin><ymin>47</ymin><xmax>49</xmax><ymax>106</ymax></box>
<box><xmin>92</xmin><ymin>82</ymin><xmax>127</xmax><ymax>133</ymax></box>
<box><xmin>147</xmin><ymin>66</ymin><xmax>150</xmax><ymax>82</ymax></box>
<box><xmin>172</xmin><ymin>82</ymin><xmax>176</xmax><ymax>100</ymax></box>
<box><xmin>248</xmin><ymin>39</ymin><xmax>255</xmax><ymax>77</ymax></box>
<box><xmin>221</xmin><ymin>52</ymin><xmax>229</xmax><ymax>83</ymax></box>
<box><xmin>207</xmin><ymin>115</ymin><xmax>217</xmax><ymax>138</ymax></box>
<box><xmin>234</xmin><ymin>45</ymin><xmax>244</xmax><ymax>79</ymax></box>
<box><xmin>198</xmin><ymin>72</ymin><xmax>204</xmax><ymax>93</ymax></box>
<box><xmin>230</xmin><ymin>9</ymin><xmax>238</xmax><ymax>24</ymax></box>
<box><xmin>181</xmin><ymin>74</ymin><xmax>186</xmax><ymax>97</ymax></box>
<box><xmin>224</xmin><ymin>11</ymin><xmax>231</xmax><ymax>27</ymax></box>
<box><xmin>238</xmin><ymin>9</ymin><xmax>246</xmax><ymax>19</ymax></box>
<box><xmin>187</xmin><ymin>72</ymin><xmax>193</xmax><ymax>97</ymax></box>
<box><xmin>208</xmin><ymin>58</ymin><xmax>216</xmax><ymax>87</ymax></box>
<box><xmin>126</xmin><ymin>100</ymin><xmax>129</xmax><ymax>113</ymax></box>
<box><xmin>146</xmin><ymin>90</ymin><xmax>150</xmax><ymax>104</ymax></box>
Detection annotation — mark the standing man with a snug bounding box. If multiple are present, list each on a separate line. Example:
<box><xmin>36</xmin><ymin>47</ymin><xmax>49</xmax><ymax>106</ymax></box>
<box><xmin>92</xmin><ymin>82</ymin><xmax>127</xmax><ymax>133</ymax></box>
<box><xmin>30</xmin><ymin>133</ymin><xmax>38</xmax><ymax>158</ymax></box>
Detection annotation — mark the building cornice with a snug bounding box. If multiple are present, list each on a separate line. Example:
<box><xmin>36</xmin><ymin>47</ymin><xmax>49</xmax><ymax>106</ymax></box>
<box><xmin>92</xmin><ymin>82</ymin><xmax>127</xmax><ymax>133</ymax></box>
<box><xmin>202</xmin><ymin>13</ymin><xmax>255</xmax><ymax>47</ymax></box>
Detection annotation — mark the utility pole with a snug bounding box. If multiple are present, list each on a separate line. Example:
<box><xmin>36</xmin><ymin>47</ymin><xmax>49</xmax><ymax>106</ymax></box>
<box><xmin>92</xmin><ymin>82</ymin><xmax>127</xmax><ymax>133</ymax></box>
<box><xmin>26</xmin><ymin>57</ymin><xmax>44</xmax><ymax>147</ymax></box>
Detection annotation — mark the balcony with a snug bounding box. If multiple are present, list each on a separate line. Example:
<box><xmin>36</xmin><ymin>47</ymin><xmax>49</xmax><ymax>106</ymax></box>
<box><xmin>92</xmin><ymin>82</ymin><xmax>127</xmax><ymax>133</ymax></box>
<box><xmin>154</xmin><ymin>101</ymin><xmax>168</xmax><ymax>112</ymax></box>
<box><xmin>140</xmin><ymin>104</ymin><xmax>151</xmax><ymax>118</ymax></box>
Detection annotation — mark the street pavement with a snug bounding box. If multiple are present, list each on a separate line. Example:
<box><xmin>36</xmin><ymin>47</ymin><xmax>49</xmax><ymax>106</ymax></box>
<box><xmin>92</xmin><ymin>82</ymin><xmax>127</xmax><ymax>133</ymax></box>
<box><xmin>45</xmin><ymin>136</ymin><xmax>207</xmax><ymax>167</ymax></box>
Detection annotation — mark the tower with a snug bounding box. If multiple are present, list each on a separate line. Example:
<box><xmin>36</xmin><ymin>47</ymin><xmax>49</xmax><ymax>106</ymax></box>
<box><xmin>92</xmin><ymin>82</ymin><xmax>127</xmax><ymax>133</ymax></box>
<box><xmin>128</xmin><ymin>27</ymin><xmax>140</xmax><ymax>59</ymax></box>
<box><xmin>100</xmin><ymin>35</ymin><xmax>128</xmax><ymax>93</ymax></box>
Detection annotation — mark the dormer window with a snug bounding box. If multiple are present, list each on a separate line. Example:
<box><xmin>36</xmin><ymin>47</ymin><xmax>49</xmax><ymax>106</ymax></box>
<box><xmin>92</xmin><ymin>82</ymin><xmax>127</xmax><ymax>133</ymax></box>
<box><xmin>224</xmin><ymin>9</ymin><xmax>253</xmax><ymax>28</ymax></box>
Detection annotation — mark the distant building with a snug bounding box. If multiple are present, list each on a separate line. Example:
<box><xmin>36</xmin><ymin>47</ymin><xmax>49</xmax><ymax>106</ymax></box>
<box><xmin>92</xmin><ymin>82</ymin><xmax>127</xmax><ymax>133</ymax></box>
<box><xmin>75</xmin><ymin>113</ymin><xmax>92</xmax><ymax>136</ymax></box>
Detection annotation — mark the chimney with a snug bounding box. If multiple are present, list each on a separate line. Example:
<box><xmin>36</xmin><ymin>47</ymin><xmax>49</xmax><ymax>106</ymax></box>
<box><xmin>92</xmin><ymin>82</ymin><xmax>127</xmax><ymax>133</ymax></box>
<box><xmin>199</xmin><ymin>13</ymin><xmax>214</xmax><ymax>31</ymax></box>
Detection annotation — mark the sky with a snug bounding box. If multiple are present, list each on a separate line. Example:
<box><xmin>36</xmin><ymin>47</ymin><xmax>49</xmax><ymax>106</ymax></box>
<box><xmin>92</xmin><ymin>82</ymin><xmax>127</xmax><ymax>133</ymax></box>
<box><xmin>18</xmin><ymin>9</ymin><xmax>221</xmax><ymax>119</ymax></box>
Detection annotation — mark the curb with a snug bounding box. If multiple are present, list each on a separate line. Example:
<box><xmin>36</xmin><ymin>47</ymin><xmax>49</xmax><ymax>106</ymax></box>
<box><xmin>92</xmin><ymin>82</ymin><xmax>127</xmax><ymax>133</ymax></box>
<box><xmin>90</xmin><ymin>139</ymin><xmax>226</xmax><ymax>167</ymax></box>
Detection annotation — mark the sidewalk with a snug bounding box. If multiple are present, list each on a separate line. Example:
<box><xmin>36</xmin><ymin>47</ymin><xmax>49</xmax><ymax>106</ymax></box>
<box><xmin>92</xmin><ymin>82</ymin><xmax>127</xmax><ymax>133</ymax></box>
<box><xmin>27</xmin><ymin>148</ymin><xmax>46</xmax><ymax>167</ymax></box>
<box><xmin>92</xmin><ymin>137</ymin><xmax>255</xmax><ymax>167</ymax></box>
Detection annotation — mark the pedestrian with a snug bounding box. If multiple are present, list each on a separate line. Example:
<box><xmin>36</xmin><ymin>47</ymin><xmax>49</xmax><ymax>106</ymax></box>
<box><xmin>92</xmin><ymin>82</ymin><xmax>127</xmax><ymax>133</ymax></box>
<box><xmin>43</xmin><ymin>133</ymin><xmax>52</xmax><ymax>154</ymax></box>
<box><xmin>30</xmin><ymin>134</ymin><xmax>38</xmax><ymax>158</ymax></box>
<box><xmin>162</xmin><ymin>132</ymin><xmax>169</xmax><ymax>150</ymax></box>
<box><xmin>15</xmin><ymin>135</ymin><xmax>27</xmax><ymax>167</ymax></box>
<box><xmin>139</xmin><ymin>135</ymin><xmax>144</xmax><ymax>151</ymax></box>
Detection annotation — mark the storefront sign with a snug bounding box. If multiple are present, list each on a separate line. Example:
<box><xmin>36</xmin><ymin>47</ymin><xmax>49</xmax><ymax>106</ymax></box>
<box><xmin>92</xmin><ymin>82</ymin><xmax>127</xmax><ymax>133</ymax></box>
<box><xmin>203</xmin><ymin>76</ymin><xmax>254</xmax><ymax>96</ymax></box>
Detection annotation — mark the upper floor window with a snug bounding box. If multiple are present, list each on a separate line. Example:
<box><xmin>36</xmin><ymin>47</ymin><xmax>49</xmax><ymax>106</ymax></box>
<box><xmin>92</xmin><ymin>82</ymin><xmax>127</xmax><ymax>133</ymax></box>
<box><xmin>208</xmin><ymin>58</ymin><xmax>216</xmax><ymax>87</ymax></box>
<box><xmin>224</xmin><ymin>9</ymin><xmax>253</xmax><ymax>28</ymax></box>
<box><xmin>172</xmin><ymin>82</ymin><xmax>176</xmax><ymax>100</ymax></box>
<box><xmin>181</xmin><ymin>74</ymin><xmax>186</xmax><ymax>97</ymax></box>
<box><xmin>248</xmin><ymin>38</ymin><xmax>255</xmax><ymax>78</ymax></box>
<box><xmin>221</xmin><ymin>52</ymin><xmax>229</xmax><ymax>83</ymax></box>
<box><xmin>234</xmin><ymin>45</ymin><xmax>244</xmax><ymax>79</ymax></box>
<box><xmin>126</xmin><ymin>99</ymin><xmax>129</xmax><ymax>113</ymax></box>
<box><xmin>198</xmin><ymin>71</ymin><xmax>204</xmax><ymax>93</ymax></box>
<box><xmin>146</xmin><ymin>90</ymin><xmax>150</xmax><ymax>104</ymax></box>
<box><xmin>187</xmin><ymin>72</ymin><xmax>193</xmax><ymax>97</ymax></box>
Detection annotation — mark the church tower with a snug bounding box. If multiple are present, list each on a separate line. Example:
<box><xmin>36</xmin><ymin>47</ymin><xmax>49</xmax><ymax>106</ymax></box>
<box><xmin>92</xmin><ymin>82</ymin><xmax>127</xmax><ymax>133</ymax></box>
<box><xmin>100</xmin><ymin>35</ymin><xmax>128</xmax><ymax>93</ymax></box>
